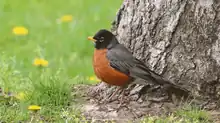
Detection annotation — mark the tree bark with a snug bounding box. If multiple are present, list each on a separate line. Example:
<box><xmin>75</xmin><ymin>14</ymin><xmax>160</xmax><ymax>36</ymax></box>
<box><xmin>109</xmin><ymin>0</ymin><xmax>220</xmax><ymax>104</ymax></box>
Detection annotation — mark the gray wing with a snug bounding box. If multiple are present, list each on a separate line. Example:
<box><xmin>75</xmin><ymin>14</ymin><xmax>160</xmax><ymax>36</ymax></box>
<box><xmin>106</xmin><ymin>44</ymin><xmax>167</xmax><ymax>85</ymax></box>
<box><xmin>106</xmin><ymin>44</ymin><xmax>136</xmax><ymax>75</ymax></box>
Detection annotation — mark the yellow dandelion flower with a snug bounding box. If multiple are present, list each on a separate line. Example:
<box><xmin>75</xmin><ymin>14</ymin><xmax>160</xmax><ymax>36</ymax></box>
<box><xmin>15</xmin><ymin>92</ymin><xmax>26</xmax><ymax>101</ymax></box>
<box><xmin>88</xmin><ymin>76</ymin><xmax>100</xmax><ymax>82</ymax></box>
<box><xmin>41</xmin><ymin>59</ymin><xmax>48</xmax><ymax>67</ymax></box>
<box><xmin>33</xmin><ymin>58</ymin><xmax>48</xmax><ymax>67</ymax></box>
<box><xmin>28</xmin><ymin>105</ymin><xmax>41</xmax><ymax>111</ymax></box>
<box><xmin>12</xmin><ymin>26</ymin><xmax>28</xmax><ymax>36</ymax></box>
<box><xmin>33</xmin><ymin>58</ymin><xmax>42</xmax><ymax>66</ymax></box>
<box><xmin>60</xmin><ymin>15</ymin><xmax>73</xmax><ymax>22</ymax></box>
<box><xmin>89</xmin><ymin>76</ymin><xmax>95</xmax><ymax>81</ymax></box>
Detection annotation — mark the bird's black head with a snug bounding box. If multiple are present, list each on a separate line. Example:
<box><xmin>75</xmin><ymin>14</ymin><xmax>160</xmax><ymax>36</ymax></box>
<box><xmin>88</xmin><ymin>29</ymin><xmax>118</xmax><ymax>49</ymax></box>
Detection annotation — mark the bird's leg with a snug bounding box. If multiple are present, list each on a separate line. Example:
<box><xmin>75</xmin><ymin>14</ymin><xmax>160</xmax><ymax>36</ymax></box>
<box><xmin>105</xmin><ymin>86</ymin><xmax>123</xmax><ymax>103</ymax></box>
<box><xmin>117</xmin><ymin>89</ymin><xmax>125</xmax><ymax>109</ymax></box>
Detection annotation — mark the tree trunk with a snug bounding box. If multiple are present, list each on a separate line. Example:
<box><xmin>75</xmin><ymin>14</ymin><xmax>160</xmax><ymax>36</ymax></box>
<box><xmin>88</xmin><ymin>0</ymin><xmax>220</xmax><ymax>110</ymax></box>
<box><xmin>111</xmin><ymin>0</ymin><xmax>220</xmax><ymax>105</ymax></box>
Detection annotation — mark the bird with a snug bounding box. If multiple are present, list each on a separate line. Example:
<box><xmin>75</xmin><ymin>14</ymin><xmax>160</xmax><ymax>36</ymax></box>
<box><xmin>87</xmin><ymin>29</ymin><xmax>190</xmax><ymax>106</ymax></box>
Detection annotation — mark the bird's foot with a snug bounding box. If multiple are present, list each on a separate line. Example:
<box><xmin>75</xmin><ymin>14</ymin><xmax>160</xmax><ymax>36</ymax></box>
<box><xmin>102</xmin><ymin>87</ymin><xmax>123</xmax><ymax>104</ymax></box>
<box><xmin>116</xmin><ymin>103</ymin><xmax>127</xmax><ymax>112</ymax></box>
<box><xmin>115</xmin><ymin>89</ymin><xmax>130</xmax><ymax>111</ymax></box>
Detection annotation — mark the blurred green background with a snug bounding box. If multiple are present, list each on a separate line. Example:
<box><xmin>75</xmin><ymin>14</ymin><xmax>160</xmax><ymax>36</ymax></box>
<box><xmin>0</xmin><ymin>0</ymin><xmax>124</xmax><ymax>121</ymax></box>
<box><xmin>0</xmin><ymin>0</ymin><xmax>122</xmax><ymax>80</ymax></box>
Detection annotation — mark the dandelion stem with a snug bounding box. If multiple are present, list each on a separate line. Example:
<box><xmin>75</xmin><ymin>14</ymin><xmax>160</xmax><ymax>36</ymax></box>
<box><xmin>65</xmin><ymin>119</ymin><xmax>68</xmax><ymax>123</ymax></box>
<box><xmin>30</xmin><ymin>115</ymin><xmax>34</xmax><ymax>123</ymax></box>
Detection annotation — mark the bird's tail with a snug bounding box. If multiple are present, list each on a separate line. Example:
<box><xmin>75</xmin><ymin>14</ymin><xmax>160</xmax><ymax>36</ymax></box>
<box><xmin>131</xmin><ymin>64</ymin><xmax>190</xmax><ymax>98</ymax></box>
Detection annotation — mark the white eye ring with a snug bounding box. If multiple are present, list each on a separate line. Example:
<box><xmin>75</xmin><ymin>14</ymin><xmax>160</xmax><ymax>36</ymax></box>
<box><xmin>99</xmin><ymin>37</ymin><xmax>104</xmax><ymax>42</ymax></box>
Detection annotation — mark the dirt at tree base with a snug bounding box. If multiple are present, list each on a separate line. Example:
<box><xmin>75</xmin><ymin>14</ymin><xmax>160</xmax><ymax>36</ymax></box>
<box><xmin>73</xmin><ymin>83</ymin><xmax>220</xmax><ymax>123</ymax></box>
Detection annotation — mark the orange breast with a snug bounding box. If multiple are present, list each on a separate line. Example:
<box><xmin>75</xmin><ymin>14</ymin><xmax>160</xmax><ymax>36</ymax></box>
<box><xmin>92</xmin><ymin>49</ymin><xmax>130</xmax><ymax>86</ymax></box>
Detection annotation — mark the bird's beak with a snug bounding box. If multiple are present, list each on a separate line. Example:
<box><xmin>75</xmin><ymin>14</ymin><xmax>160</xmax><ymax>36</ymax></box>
<box><xmin>87</xmin><ymin>36</ymin><xmax>97</xmax><ymax>42</ymax></box>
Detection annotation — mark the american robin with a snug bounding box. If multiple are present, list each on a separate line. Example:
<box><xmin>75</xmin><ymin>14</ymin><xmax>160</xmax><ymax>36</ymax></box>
<box><xmin>88</xmin><ymin>29</ymin><xmax>190</xmax><ymax>105</ymax></box>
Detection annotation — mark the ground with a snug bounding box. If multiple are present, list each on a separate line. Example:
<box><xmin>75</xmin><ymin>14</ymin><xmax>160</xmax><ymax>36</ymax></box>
<box><xmin>0</xmin><ymin>0</ymin><xmax>219</xmax><ymax>122</ymax></box>
<box><xmin>74</xmin><ymin>83</ymin><xmax>220</xmax><ymax>123</ymax></box>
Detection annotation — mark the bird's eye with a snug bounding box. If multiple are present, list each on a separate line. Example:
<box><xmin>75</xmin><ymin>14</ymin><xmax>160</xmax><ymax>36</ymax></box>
<box><xmin>99</xmin><ymin>37</ymin><xmax>104</xmax><ymax>42</ymax></box>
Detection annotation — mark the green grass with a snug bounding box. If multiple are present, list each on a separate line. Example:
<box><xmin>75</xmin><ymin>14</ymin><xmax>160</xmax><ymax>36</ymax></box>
<box><xmin>0</xmin><ymin>0</ymin><xmax>122</xmax><ymax>122</ymax></box>
<box><xmin>0</xmin><ymin>0</ymin><xmax>122</xmax><ymax>77</ymax></box>
<box><xmin>0</xmin><ymin>0</ymin><xmax>215</xmax><ymax>122</ymax></box>
<box><xmin>141</xmin><ymin>105</ymin><xmax>211</xmax><ymax>123</ymax></box>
